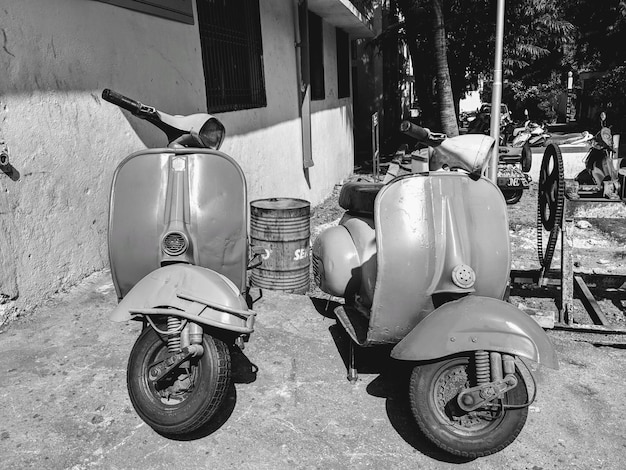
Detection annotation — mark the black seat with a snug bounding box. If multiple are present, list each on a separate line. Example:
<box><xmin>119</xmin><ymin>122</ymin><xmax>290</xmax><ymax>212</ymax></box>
<box><xmin>339</xmin><ymin>181</ymin><xmax>384</xmax><ymax>215</ymax></box>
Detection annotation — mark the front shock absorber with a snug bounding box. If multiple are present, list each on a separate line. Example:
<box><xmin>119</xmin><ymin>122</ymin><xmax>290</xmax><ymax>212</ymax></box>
<box><xmin>167</xmin><ymin>316</ymin><xmax>182</xmax><ymax>353</ymax></box>
<box><xmin>475</xmin><ymin>350</ymin><xmax>490</xmax><ymax>385</ymax></box>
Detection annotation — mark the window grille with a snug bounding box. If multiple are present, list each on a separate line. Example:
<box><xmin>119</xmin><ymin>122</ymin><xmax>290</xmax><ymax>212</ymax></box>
<box><xmin>197</xmin><ymin>0</ymin><xmax>267</xmax><ymax>112</ymax></box>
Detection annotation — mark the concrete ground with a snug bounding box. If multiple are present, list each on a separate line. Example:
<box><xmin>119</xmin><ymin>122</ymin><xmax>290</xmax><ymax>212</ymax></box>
<box><xmin>2</xmin><ymin>269</ymin><xmax>626</xmax><ymax>470</ymax></box>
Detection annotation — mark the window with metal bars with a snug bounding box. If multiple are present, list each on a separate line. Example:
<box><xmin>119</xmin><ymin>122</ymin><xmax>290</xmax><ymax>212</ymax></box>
<box><xmin>196</xmin><ymin>0</ymin><xmax>267</xmax><ymax>113</ymax></box>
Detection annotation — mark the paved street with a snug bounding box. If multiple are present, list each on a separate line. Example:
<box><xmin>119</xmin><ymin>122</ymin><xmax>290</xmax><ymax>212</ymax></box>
<box><xmin>1</xmin><ymin>270</ymin><xmax>626</xmax><ymax>469</ymax></box>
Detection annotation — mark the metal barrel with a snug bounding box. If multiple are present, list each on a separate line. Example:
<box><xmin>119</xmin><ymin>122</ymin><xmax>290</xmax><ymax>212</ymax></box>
<box><xmin>250</xmin><ymin>198</ymin><xmax>311</xmax><ymax>294</ymax></box>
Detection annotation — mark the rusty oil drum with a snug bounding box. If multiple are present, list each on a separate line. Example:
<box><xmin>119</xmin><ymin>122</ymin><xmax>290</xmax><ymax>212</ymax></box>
<box><xmin>250</xmin><ymin>198</ymin><xmax>311</xmax><ymax>294</ymax></box>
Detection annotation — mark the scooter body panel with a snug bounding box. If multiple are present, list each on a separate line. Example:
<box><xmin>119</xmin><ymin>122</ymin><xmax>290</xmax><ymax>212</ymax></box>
<box><xmin>109</xmin><ymin>149</ymin><xmax>247</xmax><ymax>299</ymax></box>
<box><xmin>390</xmin><ymin>295</ymin><xmax>558</xmax><ymax>369</ymax></box>
<box><xmin>110</xmin><ymin>264</ymin><xmax>253</xmax><ymax>333</ymax></box>
<box><xmin>364</xmin><ymin>173</ymin><xmax>510</xmax><ymax>344</ymax></box>
<box><xmin>312</xmin><ymin>224</ymin><xmax>362</xmax><ymax>299</ymax></box>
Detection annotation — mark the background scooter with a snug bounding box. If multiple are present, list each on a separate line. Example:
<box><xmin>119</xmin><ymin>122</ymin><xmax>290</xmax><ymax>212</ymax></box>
<box><xmin>103</xmin><ymin>89</ymin><xmax>258</xmax><ymax>436</ymax></box>
<box><xmin>511</xmin><ymin>120</ymin><xmax>550</xmax><ymax>147</ymax></box>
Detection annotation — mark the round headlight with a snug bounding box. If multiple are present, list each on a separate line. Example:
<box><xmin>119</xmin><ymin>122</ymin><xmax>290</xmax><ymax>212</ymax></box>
<box><xmin>199</xmin><ymin>118</ymin><xmax>225</xmax><ymax>150</ymax></box>
<box><xmin>162</xmin><ymin>231</ymin><xmax>188</xmax><ymax>256</ymax></box>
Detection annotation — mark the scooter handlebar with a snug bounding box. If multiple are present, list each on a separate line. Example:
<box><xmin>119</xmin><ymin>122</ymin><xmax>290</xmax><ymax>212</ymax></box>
<box><xmin>400</xmin><ymin>121</ymin><xmax>446</xmax><ymax>144</ymax></box>
<box><xmin>102</xmin><ymin>88</ymin><xmax>146</xmax><ymax>115</ymax></box>
<box><xmin>400</xmin><ymin>121</ymin><xmax>429</xmax><ymax>140</ymax></box>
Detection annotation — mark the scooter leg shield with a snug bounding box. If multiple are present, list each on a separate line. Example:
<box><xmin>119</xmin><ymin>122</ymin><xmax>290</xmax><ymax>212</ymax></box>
<box><xmin>391</xmin><ymin>295</ymin><xmax>558</xmax><ymax>369</ymax></box>
<box><xmin>110</xmin><ymin>264</ymin><xmax>254</xmax><ymax>333</ymax></box>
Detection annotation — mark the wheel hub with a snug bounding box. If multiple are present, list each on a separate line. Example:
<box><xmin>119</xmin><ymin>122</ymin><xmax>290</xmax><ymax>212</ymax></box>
<box><xmin>157</xmin><ymin>369</ymin><xmax>197</xmax><ymax>404</ymax></box>
<box><xmin>435</xmin><ymin>365</ymin><xmax>502</xmax><ymax>430</ymax></box>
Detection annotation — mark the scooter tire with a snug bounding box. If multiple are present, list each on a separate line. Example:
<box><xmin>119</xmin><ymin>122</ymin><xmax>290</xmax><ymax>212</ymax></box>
<box><xmin>409</xmin><ymin>354</ymin><xmax>529</xmax><ymax>458</ymax></box>
<box><xmin>127</xmin><ymin>326</ymin><xmax>231</xmax><ymax>436</ymax></box>
<box><xmin>521</xmin><ymin>143</ymin><xmax>532</xmax><ymax>173</ymax></box>
<box><xmin>501</xmin><ymin>189</ymin><xmax>523</xmax><ymax>205</ymax></box>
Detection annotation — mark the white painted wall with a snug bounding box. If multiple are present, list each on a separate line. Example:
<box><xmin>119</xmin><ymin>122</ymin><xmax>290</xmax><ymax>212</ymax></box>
<box><xmin>220</xmin><ymin>2</ymin><xmax>354</xmax><ymax>204</ymax></box>
<box><xmin>0</xmin><ymin>0</ymin><xmax>355</xmax><ymax>322</ymax></box>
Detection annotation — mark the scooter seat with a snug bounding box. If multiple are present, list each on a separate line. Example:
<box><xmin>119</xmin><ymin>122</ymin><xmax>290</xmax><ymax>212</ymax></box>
<box><xmin>339</xmin><ymin>181</ymin><xmax>384</xmax><ymax>215</ymax></box>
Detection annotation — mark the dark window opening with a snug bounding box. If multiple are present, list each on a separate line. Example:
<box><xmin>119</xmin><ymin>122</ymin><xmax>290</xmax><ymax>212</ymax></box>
<box><xmin>336</xmin><ymin>28</ymin><xmax>350</xmax><ymax>99</ymax></box>
<box><xmin>308</xmin><ymin>12</ymin><xmax>325</xmax><ymax>101</ymax></box>
<box><xmin>197</xmin><ymin>0</ymin><xmax>267</xmax><ymax>113</ymax></box>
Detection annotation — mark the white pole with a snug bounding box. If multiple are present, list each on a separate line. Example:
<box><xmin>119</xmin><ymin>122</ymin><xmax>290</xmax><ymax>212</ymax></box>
<box><xmin>489</xmin><ymin>0</ymin><xmax>506</xmax><ymax>181</ymax></box>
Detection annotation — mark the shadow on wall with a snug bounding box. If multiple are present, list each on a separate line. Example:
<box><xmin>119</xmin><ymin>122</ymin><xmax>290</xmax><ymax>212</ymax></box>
<box><xmin>0</xmin><ymin>0</ymin><xmax>216</xmax><ymax>148</ymax></box>
<box><xmin>1</xmin><ymin>0</ymin><xmax>352</xmax><ymax>147</ymax></box>
<box><xmin>0</xmin><ymin>0</ymin><xmax>359</xmax><ymax>322</ymax></box>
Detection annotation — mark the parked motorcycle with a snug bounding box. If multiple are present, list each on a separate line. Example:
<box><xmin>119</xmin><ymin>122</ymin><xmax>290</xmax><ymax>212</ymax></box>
<box><xmin>511</xmin><ymin>121</ymin><xmax>550</xmax><ymax>147</ymax></box>
<box><xmin>312</xmin><ymin>124</ymin><xmax>558</xmax><ymax>458</ymax></box>
<box><xmin>574</xmin><ymin>125</ymin><xmax>623</xmax><ymax>197</ymax></box>
<box><xmin>497</xmin><ymin>143</ymin><xmax>533</xmax><ymax>205</ymax></box>
<box><xmin>103</xmin><ymin>89</ymin><xmax>257</xmax><ymax>436</ymax></box>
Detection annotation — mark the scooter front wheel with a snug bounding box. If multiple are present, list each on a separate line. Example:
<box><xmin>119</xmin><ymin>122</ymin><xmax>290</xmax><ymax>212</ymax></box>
<box><xmin>409</xmin><ymin>354</ymin><xmax>528</xmax><ymax>458</ymax></box>
<box><xmin>127</xmin><ymin>326</ymin><xmax>231</xmax><ymax>436</ymax></box>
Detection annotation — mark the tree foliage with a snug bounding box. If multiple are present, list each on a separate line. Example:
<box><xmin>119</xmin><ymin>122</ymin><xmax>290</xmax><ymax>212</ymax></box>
<box><xmin>564</xmin><ymin>0</ymin><xmax>626</xmax><ymax>70</ymax></box>
<box><xmin>592</xmin><ymin>65</ymin><xmax>626</xmax><ymax>107</ymax></box>
<box><xmin>387</xmin><ymin>0</ymin><xmax>624</xmax><ymax>127</ymax></box>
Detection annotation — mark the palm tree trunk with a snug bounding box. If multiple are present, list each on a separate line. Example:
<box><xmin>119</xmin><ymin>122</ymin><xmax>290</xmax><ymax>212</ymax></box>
<box><xmin>431</xmin><ymin>0</ymin><xmax>459</xmax><ymax>136</ymax></box>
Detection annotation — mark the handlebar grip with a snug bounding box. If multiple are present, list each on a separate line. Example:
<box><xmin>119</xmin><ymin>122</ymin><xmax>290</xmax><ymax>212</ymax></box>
<box><xmin>102</xmin><ymin>89</ymin><xmax>143</xmax><ymax>114</ymax></box>
<box><xmin>400</xmin><ymin>121</ymin><xmax>429</xmax><ymax>141</ymax></box>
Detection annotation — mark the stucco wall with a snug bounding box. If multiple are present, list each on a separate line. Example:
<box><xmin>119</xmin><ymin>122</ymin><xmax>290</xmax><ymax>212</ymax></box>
<box><xmin>220</xmin><ymin>2</ymin><xmax>354</xmax><ymax>205</ymax></box>
<box><xmin>0</xmin><ymin>0</ymin><xmax>355</xmax><ymax>322</ymax></box>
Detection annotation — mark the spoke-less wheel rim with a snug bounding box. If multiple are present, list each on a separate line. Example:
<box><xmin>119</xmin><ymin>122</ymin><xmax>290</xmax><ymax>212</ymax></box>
<box><xmin>537</xmin><ymin>143</ymin><xmax>565</xmax><ymax>270</ymax></box>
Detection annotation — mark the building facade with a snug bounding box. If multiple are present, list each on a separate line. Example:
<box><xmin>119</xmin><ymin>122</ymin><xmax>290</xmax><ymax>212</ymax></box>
<box><xmin>0</xmin><ymin>0</ymin><xmax>373</xmax><ymax>322</ymax></box>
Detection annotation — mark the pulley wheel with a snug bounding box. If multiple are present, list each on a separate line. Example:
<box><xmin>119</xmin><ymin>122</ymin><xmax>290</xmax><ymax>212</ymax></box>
<box><xmin>537</xmin><ymin>144</ymin><xmax>565</xmax><ymax>270</ymax></box>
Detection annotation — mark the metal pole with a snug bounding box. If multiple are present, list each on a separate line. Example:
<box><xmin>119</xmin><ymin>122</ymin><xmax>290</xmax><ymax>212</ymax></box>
<box><xmin>566</xmin><ymin>71</ymin><xmax>573</xmax><ymax>123</ymax></box>
<box><xmin>489</xmin><ymin>0</ymin><xmax>505</xmax><ymax>181</ymax></box>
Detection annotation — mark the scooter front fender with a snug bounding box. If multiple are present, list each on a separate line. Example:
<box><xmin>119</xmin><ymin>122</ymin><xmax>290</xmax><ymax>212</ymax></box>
<box><xmin>391</xmin><ymin>296</ymin><xmax>558</xmax><ymax>369</ymax></box>
<box><xmin>110</xmin><ymin>264</ymin><xmax>255</xmax><ymax>334</ymax></box>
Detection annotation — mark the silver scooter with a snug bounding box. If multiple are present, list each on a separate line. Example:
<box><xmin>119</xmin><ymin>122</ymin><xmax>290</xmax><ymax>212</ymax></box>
<box><xmin>103</xmin><ymin>89</ymin><xmax>258</xmax><ymax>436</ymax></box>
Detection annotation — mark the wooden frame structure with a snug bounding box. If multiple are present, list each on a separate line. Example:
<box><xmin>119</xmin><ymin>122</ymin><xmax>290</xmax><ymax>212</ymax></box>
<box><xmin>510</xmin><ymin>195</ymin><xmax>626</xmax><ymax>333</ymax></box>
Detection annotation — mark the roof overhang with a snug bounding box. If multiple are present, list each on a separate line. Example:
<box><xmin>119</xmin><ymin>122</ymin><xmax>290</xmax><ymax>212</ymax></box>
<box><xmin>308</xmin><ymin>0</ymin><xmax>375</xmax><ymax>38</ymax></box>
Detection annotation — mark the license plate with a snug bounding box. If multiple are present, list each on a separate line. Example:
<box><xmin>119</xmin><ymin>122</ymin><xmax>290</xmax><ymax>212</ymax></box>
<box><xmin>497</xmin><ymin>177</ymin><xmax>524</xmax><ymax>188</ymax></box>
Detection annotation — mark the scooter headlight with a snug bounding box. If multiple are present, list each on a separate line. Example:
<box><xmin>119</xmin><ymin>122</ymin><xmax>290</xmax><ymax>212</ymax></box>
<box><xmin>162</xmin><ymin>231</ymin><xmax>188</xmax><ymax>256</ymax></box>
<box><xmin>198</xmin><ymin>118</ymin><xmax>225</xmax><ymax>150</ymax></box>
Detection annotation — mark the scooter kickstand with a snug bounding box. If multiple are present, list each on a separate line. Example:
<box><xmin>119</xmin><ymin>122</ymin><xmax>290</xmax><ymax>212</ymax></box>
<box><xmin>347</xmin><ymin>340</ymin><xmax>358</xmax><ymax>383</ymax></box>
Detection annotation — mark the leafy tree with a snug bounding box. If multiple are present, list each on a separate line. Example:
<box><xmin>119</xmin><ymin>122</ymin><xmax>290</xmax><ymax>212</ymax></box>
<box><xmin>564</xmin><ymin>0</ymin><xmax>626</xmax><ymax>71</ymax></box>
<box><xmin>591</xmin><ymin>64</ymin><xmax>626</xmax><ymax>131</ymax></box>
<box><xmin>394</xmin><ymin>0</ymin><xmax>575</xmax><ymax>127</ymax></box>
<box><xmin>431</xmin><ymin>0</ymin><xmax>459</xmax><ymax>135</ymax></box>
<box><xmin>382</xmin><ymin>0</ymin><xmax>624</xmax><ymax>130</ymax></box>
<box><xmin>592</xmin><ymin>65</ymin><xmax>626</xmax><ymax>107</ymax></box>
<box><xmin>477</xmin><ymin>0</ymin><xmax>575</xmax><ymax>122</ymax></box>
<box><xmin>564</xmin><ymin>0</ymin><xmax>626</xmax><ymax>129</ymax></box>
